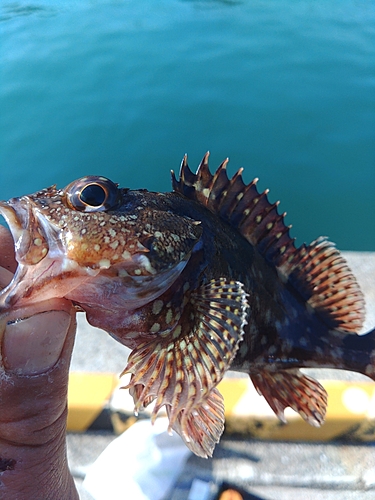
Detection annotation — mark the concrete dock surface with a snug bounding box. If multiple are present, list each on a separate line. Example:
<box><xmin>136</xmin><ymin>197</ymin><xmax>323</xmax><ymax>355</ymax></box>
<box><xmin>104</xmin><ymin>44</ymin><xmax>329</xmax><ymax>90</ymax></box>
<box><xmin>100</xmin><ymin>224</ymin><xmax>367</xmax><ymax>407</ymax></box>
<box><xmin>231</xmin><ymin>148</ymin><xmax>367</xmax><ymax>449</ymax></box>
<box><xmin>67</xmin><ymin>251</ymin><xmax>375</xmax><ymax>499</ymax></box>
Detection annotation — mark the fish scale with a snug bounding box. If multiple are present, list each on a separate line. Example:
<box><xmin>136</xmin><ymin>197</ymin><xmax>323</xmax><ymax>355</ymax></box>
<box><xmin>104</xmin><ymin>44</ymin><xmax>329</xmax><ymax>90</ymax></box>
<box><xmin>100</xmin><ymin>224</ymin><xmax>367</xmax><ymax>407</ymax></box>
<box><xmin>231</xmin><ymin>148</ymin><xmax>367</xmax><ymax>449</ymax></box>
<box><xmin>0</xmin><ymin>152</ymin><xmax>374</xmax><ymax>458</ymax></box>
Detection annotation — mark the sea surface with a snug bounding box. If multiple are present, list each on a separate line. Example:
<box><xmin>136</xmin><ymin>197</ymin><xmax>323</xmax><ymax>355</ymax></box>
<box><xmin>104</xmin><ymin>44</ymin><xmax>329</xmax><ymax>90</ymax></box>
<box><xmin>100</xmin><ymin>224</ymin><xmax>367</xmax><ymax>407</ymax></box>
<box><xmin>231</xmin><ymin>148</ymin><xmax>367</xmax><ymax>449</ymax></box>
<box><xmin>1</xmin><ymin>0</ymin><xmax>374</xmax><ymax>250</ymax></box>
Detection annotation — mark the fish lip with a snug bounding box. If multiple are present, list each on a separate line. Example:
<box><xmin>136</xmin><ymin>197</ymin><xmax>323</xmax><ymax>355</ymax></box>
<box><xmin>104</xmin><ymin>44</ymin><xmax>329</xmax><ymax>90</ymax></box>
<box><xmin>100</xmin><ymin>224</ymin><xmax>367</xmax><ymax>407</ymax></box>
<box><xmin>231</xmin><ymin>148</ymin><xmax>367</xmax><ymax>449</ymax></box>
<box><xmin>0</xmin><ymin>197</ymin><xmax>47</xmax><ymax>264</ymax></box>
<box><xmin>0</xmin><ymin>199</ymin><xmax>26</xmax><ymax>244</ymax></box>
<box><xmin>0</xmin><ymin>198</ymin><xmax>33</xmax><ymax>307</ymax></box>
<box><xmin>0</xmin><ymin>197</ymin><xmax>63</xmax><ymax>262</ymax></box>
<box><xmin>0</xmin><ymin>197</ymin><xmax>95</xmax><ymax>312</ymax></box>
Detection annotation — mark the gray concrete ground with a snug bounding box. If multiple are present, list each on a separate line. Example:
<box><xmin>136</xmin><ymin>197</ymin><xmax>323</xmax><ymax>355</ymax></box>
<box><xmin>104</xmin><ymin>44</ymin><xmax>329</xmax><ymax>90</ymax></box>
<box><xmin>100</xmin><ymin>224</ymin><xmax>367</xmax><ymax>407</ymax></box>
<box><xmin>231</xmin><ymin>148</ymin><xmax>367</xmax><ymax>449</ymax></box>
<box><xmin>68</xmin><ymin>251</ymin><xmax>375</xmax><ymax>500</ymax></box>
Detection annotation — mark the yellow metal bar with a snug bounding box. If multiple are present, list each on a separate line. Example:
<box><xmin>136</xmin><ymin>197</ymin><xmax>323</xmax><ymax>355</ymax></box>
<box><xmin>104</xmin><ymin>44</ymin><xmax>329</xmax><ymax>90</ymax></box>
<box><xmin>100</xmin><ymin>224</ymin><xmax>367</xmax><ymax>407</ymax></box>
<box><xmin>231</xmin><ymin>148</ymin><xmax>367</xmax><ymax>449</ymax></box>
<box><xmin>67</xmin><ymin>372</ymin><xmax>118</xmax><ymax>431</ymax></box>
<box><xmin>67</xmin><ymin>373</ymin><xmax>375</xmax><ymax>441</ymax></box>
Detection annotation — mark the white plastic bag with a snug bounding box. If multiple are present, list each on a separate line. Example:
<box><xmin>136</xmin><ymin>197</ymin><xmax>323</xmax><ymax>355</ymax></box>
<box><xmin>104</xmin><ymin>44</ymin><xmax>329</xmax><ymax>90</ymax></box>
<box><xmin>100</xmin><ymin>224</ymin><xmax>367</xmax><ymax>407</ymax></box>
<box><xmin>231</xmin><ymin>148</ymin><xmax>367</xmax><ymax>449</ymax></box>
<box><xmin>83</xmin><ymin>418</ymin><xmax>191</xmax><ymax>500</ymax></box>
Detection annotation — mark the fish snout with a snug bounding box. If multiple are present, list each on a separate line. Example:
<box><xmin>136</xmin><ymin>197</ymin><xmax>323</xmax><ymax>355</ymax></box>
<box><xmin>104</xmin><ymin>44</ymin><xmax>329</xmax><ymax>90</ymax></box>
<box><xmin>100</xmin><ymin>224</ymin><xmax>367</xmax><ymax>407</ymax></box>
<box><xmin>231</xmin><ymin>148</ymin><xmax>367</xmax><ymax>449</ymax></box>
<box><xmin>0</xmin><ymin>198</ymin><xmax>50</xmax><ymax>266</ymax></box>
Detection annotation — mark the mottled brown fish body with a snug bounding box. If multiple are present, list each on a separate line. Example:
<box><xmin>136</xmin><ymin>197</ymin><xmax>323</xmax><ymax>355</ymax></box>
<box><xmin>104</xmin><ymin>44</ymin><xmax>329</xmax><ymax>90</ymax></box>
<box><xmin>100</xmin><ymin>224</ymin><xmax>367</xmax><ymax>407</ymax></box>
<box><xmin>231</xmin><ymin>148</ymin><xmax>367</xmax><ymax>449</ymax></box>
<box><xmin>0</xmin><ymin>153</ymin><xmax>374</xmax><ymax>458</ymax></box>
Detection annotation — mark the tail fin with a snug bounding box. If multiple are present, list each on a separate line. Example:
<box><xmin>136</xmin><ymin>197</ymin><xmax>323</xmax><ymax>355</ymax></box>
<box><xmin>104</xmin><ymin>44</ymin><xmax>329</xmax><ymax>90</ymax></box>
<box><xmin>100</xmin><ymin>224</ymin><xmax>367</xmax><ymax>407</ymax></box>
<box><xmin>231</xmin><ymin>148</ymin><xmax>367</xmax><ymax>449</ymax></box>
<box><xmin>339</xmin><ymin>326</ymin><xmax>375</xmax><ymax>381</ymax></box>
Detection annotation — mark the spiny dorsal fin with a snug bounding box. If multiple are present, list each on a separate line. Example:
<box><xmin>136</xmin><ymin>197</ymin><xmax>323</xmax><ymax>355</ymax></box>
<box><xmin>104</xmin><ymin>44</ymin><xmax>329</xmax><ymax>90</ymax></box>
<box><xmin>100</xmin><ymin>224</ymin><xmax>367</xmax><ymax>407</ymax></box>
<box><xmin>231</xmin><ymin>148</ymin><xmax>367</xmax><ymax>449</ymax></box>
<box><xmin>121</xmin><ymin>278</ymin><xmax>248</xmax><ymax>458</ymax></box>
<box><xmin>171</xmin><ymin>153</ymin><xmax>365</xmax><ymax>333</ymax></box>
<box><xmin>171</xmin><ymin>152</ymin><xmax>296</xmax><ymax>266</ymax></box>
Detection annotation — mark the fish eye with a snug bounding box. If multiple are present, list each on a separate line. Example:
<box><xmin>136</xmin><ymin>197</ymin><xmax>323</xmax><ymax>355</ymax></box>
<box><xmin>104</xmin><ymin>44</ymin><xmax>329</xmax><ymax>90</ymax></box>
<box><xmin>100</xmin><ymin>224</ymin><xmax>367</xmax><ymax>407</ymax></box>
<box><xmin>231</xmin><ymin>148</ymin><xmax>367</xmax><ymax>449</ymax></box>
<box><xmin>80</xmin><ymin>184</ymin><xmax>107</xmax><ymax>207</ymax></box>
<box><xmin>65</xmin><ymin>176</ymin><xmax>120</xmax><ymax>212</ymax></box>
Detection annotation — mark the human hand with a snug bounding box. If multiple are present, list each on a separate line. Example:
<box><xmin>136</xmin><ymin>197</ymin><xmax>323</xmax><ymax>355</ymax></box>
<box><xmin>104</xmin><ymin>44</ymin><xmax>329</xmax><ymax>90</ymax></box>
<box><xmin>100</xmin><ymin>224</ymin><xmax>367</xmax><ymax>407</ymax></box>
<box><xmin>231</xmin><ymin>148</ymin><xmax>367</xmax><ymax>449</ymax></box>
<box><xmin>0</xmin><ymin>225</ymin><xmax>79</xmax><ymax>499</ymax></box>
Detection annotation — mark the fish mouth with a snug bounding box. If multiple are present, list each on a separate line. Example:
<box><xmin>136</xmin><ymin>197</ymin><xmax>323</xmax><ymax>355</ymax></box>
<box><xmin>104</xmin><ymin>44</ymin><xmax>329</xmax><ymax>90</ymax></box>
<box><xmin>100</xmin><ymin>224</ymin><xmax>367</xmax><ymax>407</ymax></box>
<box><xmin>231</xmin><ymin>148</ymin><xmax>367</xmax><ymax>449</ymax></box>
<box><xmin>0</xmin><ymin>200</ymin><xmax>26</xmax><ymax>252</ymax></box>
<box><xmin>0</xmin><ymin>197</ymin><xmax>55</xmax><ymax>267</ymax></box>
<box><xmin>0</xmin><ymin>199</ymin><xmax>94</xmax><ymax>314</ymax></box>
<box><xmin>0</xmin><ymin>200</ymin><xmax>28</xmax><ymax>292</ymax></box>
<box><xmin>1</xmin><ymin>194</ymin><xmax>65</xmax><ymax>268</ymax></box>
<box><xmin>0</xmin><ymin>199</ymin><xmax>47</xmax><ymax>310</ymax></box>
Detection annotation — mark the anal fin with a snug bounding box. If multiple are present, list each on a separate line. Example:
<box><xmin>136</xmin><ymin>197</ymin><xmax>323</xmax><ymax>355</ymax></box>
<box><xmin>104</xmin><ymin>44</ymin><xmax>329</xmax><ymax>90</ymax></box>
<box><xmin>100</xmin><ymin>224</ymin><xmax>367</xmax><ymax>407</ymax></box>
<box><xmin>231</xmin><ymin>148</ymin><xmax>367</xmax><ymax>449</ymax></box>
<box><xmin>250</xmin><ymin>369</ymin><xmax>328</xmax><ymax>426</ymax></box>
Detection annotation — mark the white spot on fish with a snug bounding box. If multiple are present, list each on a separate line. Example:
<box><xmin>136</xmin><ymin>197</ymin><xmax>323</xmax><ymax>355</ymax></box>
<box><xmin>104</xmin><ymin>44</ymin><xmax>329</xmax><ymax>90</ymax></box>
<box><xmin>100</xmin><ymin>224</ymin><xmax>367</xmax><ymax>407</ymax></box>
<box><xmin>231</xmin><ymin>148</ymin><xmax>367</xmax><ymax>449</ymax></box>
<box><xmin>331</xmin><ymin>347</ymin><xmax>344</xmax><ymax>360</ymax></box>
<box><xmin>150</xmin><ymin>323</ymin><xmax>161</xmax><ymax>333</ymax></box>
<box><xmin>275</xmin><ymin>320</ymin><xmax>282</xmax><ymax>331</ymax></box>
<box><xmin>282</xmin><ymin>338</ymin><xmax>293</xmax><ymax>352</ymax></box>
<box><xmin>166</xmin><ymin>309</ymin><xmax>173</xmax><ymax>324</ymax></box>
<box><xmin>299</xmin><ymin>336</ymin><xmax>308</xmax><ymax>347</ymax></box>
<box><xmin>152</xmin><ymin>300</ymin><xmax>163</xmax><ymax>315</ymax></box>
<box><xmin>239</xmin><ymin>342</ymin><xmax>248</xmax><ymax>356</ymax></box>
<box><xmin>268</xmin><ymin>345</ymin><xmax>277</xmax><ymax>355</ymax></box>
<box><xmin>291</xmin><ymin>308</ymin><xmax>298</xmax><ymax>319</ymax></box>
<box><xmin>137</xmin><ymin>254</ymin><xmax>156</xmax><ymax>275</ymax></box>
<box><xmin>315</xmin><ymin>346</ymin><xmax>324</xmax><ymax>356</ymax></box>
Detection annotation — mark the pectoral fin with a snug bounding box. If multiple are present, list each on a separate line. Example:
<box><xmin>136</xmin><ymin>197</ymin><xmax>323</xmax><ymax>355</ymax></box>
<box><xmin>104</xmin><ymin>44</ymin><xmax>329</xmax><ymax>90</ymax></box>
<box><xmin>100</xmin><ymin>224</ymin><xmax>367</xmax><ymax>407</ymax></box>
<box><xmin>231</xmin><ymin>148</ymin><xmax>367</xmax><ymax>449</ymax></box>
<box><xmin>122</xmin><ymin>278</ymin><xmax>249</xmax><ymax>457</ymax></box>
<box><xmin>168</xmin><ymin>387</ymin><xmax>225</xmax><ymax>458</ymax></box>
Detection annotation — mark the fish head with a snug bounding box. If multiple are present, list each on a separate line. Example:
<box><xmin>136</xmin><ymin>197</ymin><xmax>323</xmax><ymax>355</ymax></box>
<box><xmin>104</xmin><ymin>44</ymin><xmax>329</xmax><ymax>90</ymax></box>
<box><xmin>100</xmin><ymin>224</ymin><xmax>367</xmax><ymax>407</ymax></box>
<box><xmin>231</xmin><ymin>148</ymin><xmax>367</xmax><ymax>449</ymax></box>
<box><xmin>0</xmin><ymin>175</ymin><xmax>202</xmax><ymax>315</ymax></box>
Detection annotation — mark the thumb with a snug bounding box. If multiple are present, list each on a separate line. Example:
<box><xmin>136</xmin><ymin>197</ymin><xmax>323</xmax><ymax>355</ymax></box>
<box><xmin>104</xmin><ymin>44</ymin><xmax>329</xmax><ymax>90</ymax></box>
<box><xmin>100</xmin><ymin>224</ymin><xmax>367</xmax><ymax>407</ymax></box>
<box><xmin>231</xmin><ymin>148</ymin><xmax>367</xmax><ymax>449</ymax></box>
<box><xmin>1</xmin><ymin>300</ymin><xmax>75</xmax><ymax>375</ymax></box>
<box><xmin>0</xmin><ymin>299</ymin><xmax>77</xmax><ymax>438</ymax></box>
<box><xmin>0</xmin><ymin>301</ymin><xmax>78</xmax><ymax>499</ymax></box>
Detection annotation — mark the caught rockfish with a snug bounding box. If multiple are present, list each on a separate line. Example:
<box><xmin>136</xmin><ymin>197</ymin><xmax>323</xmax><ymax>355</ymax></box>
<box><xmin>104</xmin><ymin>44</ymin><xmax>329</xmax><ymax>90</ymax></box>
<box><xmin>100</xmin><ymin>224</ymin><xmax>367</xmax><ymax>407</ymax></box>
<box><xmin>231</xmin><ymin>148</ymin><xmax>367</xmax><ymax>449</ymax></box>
<box><xmin>0</xmin><ymin>153</ymin><xmax>374</xmax><ymax>457</ymax></box>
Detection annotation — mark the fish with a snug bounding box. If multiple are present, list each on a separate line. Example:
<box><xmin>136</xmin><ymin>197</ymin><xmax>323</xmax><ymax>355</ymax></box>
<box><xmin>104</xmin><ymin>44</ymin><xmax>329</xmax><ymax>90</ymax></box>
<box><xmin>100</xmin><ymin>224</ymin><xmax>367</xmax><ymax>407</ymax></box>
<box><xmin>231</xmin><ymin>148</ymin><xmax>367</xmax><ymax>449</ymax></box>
<box><xmin>0</xmin><ymin>152</ymin><xmax>374</xmax><ymax>458</ymax></box>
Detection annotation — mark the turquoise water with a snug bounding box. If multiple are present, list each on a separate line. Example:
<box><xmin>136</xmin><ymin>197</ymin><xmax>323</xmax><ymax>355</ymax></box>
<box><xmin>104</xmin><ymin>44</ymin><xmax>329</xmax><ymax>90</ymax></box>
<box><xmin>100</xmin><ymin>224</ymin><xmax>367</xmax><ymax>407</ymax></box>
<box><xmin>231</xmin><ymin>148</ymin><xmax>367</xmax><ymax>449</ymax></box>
<box><xmin>1</xmin><ymin>0</ymin><xmax>374</xmax><ymax>250</ymax></box>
